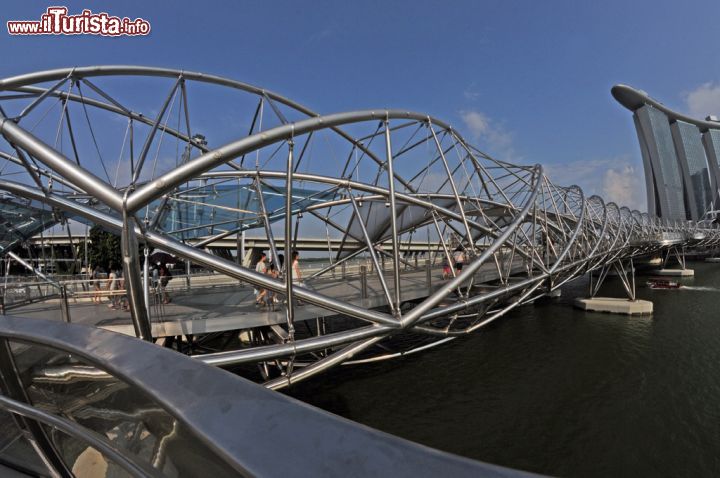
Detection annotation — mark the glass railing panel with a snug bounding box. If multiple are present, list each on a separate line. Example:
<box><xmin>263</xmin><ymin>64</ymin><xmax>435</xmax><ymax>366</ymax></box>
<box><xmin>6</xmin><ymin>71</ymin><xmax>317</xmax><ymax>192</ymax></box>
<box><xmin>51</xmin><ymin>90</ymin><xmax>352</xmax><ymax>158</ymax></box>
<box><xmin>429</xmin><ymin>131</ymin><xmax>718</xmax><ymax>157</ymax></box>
<box><xmin>0</xmin><ymin>409</ymin><xmax>51</xmax><ymax>476</ymax></box>
<box><xmin>9</xmin><ymin>341</ymin><xmax>241</xmax><ymax>477</ymax></box>
<box><xmin>38</xmin><ymin>426</ymin><xmax>134</xmax><ymax>478</ymax></box>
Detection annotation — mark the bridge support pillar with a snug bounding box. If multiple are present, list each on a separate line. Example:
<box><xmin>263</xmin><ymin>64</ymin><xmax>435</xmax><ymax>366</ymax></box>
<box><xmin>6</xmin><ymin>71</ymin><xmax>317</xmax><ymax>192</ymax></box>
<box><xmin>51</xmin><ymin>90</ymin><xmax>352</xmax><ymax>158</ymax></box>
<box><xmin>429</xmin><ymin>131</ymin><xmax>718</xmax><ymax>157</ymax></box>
<box><xmin>574</xmin><ymin>258</ymin><xmax>652</xmax><ymax>315</ymax></box>
<box><xmin>654</xmin><ymin>268</ymin><xmax>694</xmax><ymax>277</ymax></box>
<box><xmin>658</xmin><ymin>246</ymin><xmax>693</xmax><ymax>276</ymax></box>
<box><xmin>546</xmin><ymin>288</ymin><xmax>561</xmax><ymax>298</ymax></box>
<box><xmin>573</xmin><ymin>297</ymin><xmax>653</xmax><ymax>315</ymax></box>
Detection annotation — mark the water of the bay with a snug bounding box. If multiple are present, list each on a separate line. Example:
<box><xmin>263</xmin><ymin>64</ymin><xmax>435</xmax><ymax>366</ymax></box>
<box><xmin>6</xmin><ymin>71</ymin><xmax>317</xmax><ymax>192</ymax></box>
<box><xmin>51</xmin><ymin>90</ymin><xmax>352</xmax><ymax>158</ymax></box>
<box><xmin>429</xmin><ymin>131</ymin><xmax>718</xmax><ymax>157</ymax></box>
<box><xmin>288</xmin><ymin>261</ymin><xmax>720</xmax><ymax>477</ymax></box>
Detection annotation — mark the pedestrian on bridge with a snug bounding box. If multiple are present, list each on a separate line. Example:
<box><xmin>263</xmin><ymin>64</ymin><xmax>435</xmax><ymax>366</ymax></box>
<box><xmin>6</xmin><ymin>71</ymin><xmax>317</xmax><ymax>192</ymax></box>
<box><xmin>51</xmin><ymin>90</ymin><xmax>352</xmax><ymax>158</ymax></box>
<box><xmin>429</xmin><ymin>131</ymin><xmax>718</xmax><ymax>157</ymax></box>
<box><xmin>107</xmin><ymin>263</ymin><xmax>119</xmax><ymax>309</ymax></box>
<box><xmin>291</xmin><ymin>250</ymin><xmax>306</xmax><ymax>306</ymax></box>
<box><xmin>90</xmin><ymin>264</ymin><xmax>103</xmax><ymax>303</ymax></box>
<box><xmin>291</xmin><ymin>251</ymin><xmax>303</xmax><ymax>285</ymax></box>
<box><xmin>265</xmin><ymin>262</ymin><xmax>280</xmax><ymax>308</ymax></box>
<box><xmin>442</xmin><ymin>259</ymin><xmax>452</xmax><ymax>280</ymax></box>
<box><xmin>255</xmin><ymin>252</ymin><xmax>268</xmax><ymax>306</ymax></box>
<box><xmin>159</xmin><ymin>264</ymin><xmax>172</xmax><ymax>304</ymax></box>
<box><xmin>453</xmin><ymin>247</ymin><xmax>465</xmax><ymax>274</ymax></box>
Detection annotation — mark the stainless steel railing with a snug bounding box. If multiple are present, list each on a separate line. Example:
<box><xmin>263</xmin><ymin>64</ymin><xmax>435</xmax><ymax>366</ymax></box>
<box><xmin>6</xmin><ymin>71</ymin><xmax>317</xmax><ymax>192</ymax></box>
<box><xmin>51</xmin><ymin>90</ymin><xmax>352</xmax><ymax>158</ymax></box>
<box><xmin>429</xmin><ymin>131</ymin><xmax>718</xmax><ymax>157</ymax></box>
<box><xmin>0</xmin><ymin>315</ymin><xmax>523</xmax><ymax>477</ymax></box>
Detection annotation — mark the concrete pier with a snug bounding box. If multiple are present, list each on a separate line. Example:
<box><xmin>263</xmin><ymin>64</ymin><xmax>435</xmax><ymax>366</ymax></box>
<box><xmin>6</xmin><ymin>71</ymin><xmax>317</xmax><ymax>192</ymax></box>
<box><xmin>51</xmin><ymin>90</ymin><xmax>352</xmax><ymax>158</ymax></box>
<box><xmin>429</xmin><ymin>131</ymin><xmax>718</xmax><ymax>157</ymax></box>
<box><xmin>573</xmin><ymin>297</ymin><xmax>653</xmax><ymax>315</ymax></box>
<box><xmin>654</xmin><ymin>268</ymin><xmax>694</xmax><ymax>277</ymax></box>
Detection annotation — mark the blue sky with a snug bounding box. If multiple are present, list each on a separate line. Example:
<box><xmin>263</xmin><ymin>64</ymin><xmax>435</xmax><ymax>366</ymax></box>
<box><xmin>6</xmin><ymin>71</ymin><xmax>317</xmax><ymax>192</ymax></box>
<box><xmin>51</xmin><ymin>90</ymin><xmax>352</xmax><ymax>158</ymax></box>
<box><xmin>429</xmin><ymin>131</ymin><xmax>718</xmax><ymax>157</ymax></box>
<box><xmin>2</xmin><ymin>0</ymin><xmax>720</xmax><ymax>210</ymax></box>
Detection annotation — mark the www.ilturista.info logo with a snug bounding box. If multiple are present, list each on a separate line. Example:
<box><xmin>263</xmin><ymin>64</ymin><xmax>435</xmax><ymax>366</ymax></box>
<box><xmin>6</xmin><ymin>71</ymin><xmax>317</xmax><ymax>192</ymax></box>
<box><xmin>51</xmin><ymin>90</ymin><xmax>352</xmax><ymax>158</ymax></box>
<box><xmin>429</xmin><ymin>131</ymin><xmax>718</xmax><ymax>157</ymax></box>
<box><xmin>7</xmin><ymin>7</ymin><xmax>151</xmax><ymax>36</ymax></box>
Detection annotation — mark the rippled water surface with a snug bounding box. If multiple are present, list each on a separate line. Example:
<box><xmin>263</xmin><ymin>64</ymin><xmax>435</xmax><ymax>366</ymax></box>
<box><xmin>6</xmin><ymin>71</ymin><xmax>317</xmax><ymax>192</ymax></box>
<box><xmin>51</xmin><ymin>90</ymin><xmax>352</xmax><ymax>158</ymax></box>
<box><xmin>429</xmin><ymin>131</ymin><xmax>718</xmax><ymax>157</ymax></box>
<box><xmin>289</xmin><ymin>262</ymin><xmax>720</xmax><ymax>477</ymax></box>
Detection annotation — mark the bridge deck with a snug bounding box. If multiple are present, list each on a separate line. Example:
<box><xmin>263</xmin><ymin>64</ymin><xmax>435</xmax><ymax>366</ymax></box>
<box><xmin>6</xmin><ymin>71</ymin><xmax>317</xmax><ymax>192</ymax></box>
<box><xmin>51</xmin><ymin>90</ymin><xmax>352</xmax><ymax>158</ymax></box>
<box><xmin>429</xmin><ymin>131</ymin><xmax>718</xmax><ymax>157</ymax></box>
<box><xmin>10</xmin><ymin>262</ymin><xmax>522</xmax><ymax>337</ymax></box>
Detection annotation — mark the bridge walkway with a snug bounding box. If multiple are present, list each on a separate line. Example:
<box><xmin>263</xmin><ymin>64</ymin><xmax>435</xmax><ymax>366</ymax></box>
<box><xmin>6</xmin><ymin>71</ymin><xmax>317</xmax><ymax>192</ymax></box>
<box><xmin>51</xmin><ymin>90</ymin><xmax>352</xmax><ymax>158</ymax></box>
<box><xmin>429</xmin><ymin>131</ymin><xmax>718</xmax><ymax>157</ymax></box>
<box><xmin>9</xmin><ymin>261</ymin><xmax>524</xmax><ymax>337</ymax></box>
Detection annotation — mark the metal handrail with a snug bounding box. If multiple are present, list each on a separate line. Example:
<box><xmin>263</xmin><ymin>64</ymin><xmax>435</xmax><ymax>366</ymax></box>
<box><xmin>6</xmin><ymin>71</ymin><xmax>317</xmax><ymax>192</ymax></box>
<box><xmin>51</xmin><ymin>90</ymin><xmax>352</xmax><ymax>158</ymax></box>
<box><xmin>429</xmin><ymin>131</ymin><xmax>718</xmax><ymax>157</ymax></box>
<box><xmin>0</xmin><ymin>315</ymin><xmax>527</xmax><ymax>477</ymax></box>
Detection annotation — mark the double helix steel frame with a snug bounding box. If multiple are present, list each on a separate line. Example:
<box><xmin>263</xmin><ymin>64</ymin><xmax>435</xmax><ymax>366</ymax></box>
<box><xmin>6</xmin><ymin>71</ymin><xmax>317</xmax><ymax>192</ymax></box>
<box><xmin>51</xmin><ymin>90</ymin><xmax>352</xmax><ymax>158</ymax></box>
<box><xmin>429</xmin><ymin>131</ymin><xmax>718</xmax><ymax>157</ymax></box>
<box><xmin>0</xmin><ymin>66</ymin><xmax>719</xmax><ymax>389</ymax></box>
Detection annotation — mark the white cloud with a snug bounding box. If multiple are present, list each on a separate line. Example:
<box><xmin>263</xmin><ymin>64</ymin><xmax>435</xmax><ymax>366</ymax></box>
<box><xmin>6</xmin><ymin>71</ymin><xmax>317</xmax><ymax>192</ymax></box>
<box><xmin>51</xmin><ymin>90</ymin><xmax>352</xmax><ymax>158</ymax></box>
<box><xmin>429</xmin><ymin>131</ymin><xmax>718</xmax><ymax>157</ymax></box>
<box><xmin>460</xmin><ymin>110</ymin><xmax>489</xmax><ymax>137</ymax></box>
<box><xmin>463</xmin><ymin>83</ymin><xmax>480</xmax><ymax>101</ymax></box>
<box><xmin>459</xmin><ymin>109</ymin><xmax>518</xmax><ymax>161</ymax></box>
<box><xmin>459</xmin><ymin>109</ymin><xmax>645</xmax><ymax>210</ymax></box>
<box><xmin>684</xmin><ymin>82</ymin><xmax>720</xmax><ymax>119</ymax></box>
<box><xmin>463</xmin><ymin>90</ymin><xmax>480</xmax><ymax>101</ymax></box>
<box><xmin>544</xmin><ymin>155</ymin><xmax>647</xmax><ymax>211</ymax></box>
<box><xmin>602</xmin><ymin>165</ymin><xmax>645</xmax><ymax>209</ymax></box>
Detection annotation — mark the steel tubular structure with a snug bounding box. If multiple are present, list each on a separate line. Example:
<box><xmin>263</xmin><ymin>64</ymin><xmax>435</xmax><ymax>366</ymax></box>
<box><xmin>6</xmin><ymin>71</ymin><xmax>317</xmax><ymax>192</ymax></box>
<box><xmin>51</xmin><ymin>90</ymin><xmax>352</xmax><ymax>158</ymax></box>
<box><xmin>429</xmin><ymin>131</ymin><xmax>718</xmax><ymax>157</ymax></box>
<box><xmin>1</xmin><ymin>66</ymin><xmax>719</xmax><ymax>389</ymax></box>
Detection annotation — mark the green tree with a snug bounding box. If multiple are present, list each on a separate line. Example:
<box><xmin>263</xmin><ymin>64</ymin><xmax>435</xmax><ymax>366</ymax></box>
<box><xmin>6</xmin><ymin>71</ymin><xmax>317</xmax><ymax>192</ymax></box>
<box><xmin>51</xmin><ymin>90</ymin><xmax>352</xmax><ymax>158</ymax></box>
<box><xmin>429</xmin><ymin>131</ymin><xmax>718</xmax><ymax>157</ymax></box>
<box><xmin>88</xmin><ymin>225</ymin><xmax>121</xmax><ymax>271</ymax></box>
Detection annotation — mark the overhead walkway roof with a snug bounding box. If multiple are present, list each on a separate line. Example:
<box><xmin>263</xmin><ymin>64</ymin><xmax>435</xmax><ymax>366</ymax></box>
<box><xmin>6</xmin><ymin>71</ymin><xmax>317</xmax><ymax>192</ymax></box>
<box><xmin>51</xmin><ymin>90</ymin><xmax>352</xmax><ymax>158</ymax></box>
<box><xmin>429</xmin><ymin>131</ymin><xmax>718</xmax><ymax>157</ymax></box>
<box><xmin>0</xmin><ymin>194</ymin><xmax>57</xmax><ymax>253</ymax></box>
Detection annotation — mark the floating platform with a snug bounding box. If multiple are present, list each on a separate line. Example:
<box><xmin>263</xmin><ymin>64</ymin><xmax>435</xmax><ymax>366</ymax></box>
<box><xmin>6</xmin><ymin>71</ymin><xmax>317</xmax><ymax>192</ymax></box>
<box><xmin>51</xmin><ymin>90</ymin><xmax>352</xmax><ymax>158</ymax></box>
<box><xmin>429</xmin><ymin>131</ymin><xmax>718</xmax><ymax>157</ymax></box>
<box><xmin>607</xmin><ymin>267</ymin><xmax>635</xmax><ymax>276</ymax></box>
<box><xmin>654</xmin><ymin>268</ymin><xmax>694</xmax><ymax>277</ymax></box>
<box><xmin>705</xmin><ymin>258</ymin><xmax>720</xmax><ymax>263</ymax></box>
<box><xmin>573</xmin><ymin>297</ymin><xmax>653</xmax><ymax>315</ymax></box>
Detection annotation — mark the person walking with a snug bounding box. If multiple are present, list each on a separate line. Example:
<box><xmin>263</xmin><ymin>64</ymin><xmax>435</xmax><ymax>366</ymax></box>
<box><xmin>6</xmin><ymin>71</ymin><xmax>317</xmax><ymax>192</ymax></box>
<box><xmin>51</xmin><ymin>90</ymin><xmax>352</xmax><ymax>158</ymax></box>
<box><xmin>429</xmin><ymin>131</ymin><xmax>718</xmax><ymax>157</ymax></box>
<box><xmin>159</xmin><ymin>263</ymin><xmax>172</xmax><ymax>304</ymax></box>
<box><xmin>90</xmin><ymin>264</ymin><xmax>102</xmax><ymax>303</ymax></box>
<box><xmin>442</xmin><ymin>258</ymin><xmax>452</xmax><ymax>280</ymax></box>
<box><xmin>291</xmin><ymin>251</ymin><xmax>305</xmax><ymax>306</ymax></box>
<box><xmin>265</xmin><ymin>262</ymin><xmax>280</xmax><ymax>309</ymax></box>
<box><xmin>291</xmin><ymin>251</ymin><xmax>303</xmax><ymax>284</ymax></box>
<box><xmin>254</xmin><ymin>252</ymin><xmax>268</xmax><ymax>306</ymax></box>
<box><xmin>80</xmin><ymin>264</ymin><xmax>89</xmax><ymax>292</ymax></box>
<box><xmin>117</xmin><ymin>268</ymin><xmax>128</xmax><ymax>311</ymax></box>
<box><xmin>107</xmin><ymin>263</ymin><xmax>119</xmax><ymax>309</ymax></box>
<box><xmin>453</xmin><ymin>247</ymin><xmax>465</xmax><ymax>274</ymax></box>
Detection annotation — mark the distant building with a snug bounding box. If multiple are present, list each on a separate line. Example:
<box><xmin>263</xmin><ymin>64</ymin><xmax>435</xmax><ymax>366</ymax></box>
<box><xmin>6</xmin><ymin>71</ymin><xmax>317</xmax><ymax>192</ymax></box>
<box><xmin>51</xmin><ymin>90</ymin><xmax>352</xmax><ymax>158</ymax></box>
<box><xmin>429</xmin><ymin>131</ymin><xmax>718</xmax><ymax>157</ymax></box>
<box><xmin>613</xmin><ymin>85</ymin><xmax>720</xmax><ymax>221</ymax></box>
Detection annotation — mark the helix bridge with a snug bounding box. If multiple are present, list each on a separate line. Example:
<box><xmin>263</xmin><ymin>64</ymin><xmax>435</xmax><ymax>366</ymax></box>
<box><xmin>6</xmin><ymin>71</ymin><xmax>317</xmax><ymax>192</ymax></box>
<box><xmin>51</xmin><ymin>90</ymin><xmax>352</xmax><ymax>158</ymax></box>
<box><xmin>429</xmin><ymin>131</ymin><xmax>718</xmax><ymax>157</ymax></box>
<box><xmin>0</xmin><ymin>66</ymin><xmax>718</xmax><ymax>391</ymax></box>
<box><xmin>2</xmin><ymin>66</ymin><xmax>720</xmax><ymax>476</ymax></box>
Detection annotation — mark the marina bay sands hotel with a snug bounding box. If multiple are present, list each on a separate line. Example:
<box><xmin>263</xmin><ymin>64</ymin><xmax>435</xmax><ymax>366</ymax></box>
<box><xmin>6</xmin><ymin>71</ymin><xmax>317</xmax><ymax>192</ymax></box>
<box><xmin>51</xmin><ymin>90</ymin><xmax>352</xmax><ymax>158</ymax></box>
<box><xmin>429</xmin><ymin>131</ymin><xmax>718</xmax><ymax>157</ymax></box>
<box><xmin>613</xmin><ymin>85</ymin><xmax>720</xmax><ymax>222</ymax></box>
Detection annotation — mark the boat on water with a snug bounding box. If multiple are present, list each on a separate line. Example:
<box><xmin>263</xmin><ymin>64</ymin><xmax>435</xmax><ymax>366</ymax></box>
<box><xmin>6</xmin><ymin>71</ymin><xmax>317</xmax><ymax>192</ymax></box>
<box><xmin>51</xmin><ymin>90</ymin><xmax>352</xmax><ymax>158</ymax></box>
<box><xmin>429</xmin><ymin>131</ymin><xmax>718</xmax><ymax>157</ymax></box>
<box><xmin>646</xmin><ymin>278</ymin><xmax>682</xmax><ymax>289</ymax></box>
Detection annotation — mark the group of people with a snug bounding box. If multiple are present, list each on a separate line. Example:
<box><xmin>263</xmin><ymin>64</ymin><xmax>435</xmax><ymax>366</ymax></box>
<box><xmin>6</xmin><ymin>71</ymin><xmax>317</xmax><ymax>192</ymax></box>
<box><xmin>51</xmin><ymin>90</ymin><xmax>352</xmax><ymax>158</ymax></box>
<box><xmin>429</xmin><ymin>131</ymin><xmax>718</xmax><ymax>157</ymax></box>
<box><xmin>152</xmin><ymin>262</ymin><xmax>173</xmax><ymax>304</ymax></box>
<box><xmin>254</xmin><ymin>250</ymin><xmax>303</xmax><ymax>308</ymax></box>
<box><xmin>82</xmin><ymin>261</ymin><xmax>173</xmax><ymax>308</ymax></box>
<box><xmin>83</xmin><ymin>263</ymin><xmax>129</xmax><ymax>310</ymax></box>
